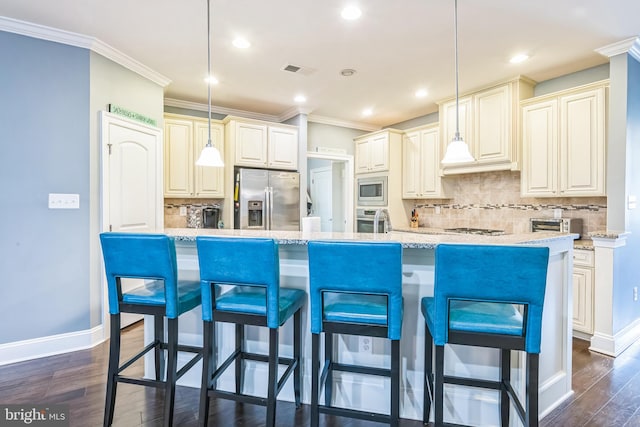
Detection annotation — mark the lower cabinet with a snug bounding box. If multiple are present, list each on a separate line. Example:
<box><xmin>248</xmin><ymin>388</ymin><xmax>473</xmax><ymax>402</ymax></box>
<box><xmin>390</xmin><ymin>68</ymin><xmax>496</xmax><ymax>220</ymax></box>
<box><xmin>573</xmin><ymin>249</ymin><xmax>594</xmax><ymax>335</ymax></box>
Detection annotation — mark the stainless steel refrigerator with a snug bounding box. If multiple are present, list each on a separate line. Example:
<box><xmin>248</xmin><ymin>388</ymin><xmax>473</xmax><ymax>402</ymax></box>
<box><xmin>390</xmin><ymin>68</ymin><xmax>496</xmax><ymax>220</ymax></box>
<box><xmin>233</xmin><ymin>168</ymin><xmax>300</xmax><ymax>230</ymax></box>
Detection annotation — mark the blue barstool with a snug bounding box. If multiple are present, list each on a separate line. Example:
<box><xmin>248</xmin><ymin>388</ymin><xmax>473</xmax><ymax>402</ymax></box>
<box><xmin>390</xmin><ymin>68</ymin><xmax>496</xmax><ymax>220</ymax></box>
<box><xmin>307</xmin><ymin>241</ymin><xmax>403</xmax><ymax>427</ymax></box>
<box><xmin>196</xmin><ymin>236</ymin><xmax>306</xmax><ymax>427</ymax></box>
<box><xmin>99</xmin><ymin>233</ymin><xmax>202</xmax><ymax>427</ymax></box>
<box><xmin>422</xmin><ymin>244</ymin><xmax>550</xmax><ymax>427</ymax></box>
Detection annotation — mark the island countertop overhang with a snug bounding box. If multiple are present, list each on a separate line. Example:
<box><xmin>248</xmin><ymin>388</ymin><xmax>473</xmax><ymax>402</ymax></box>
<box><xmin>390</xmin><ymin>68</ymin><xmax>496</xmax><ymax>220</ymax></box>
<box><xmin>164</xmin><ymin>227</ymin><xmax>577</xmax><ymax>249</ymax></box>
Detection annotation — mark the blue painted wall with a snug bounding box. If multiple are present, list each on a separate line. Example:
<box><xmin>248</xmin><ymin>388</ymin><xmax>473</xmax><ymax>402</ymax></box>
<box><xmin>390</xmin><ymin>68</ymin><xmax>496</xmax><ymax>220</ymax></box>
<box><xmin>0</xmin><ymin>31</ymin><xmax>91</xmax><ymax>344</ymax></box>
<box><xmin>612</xmin><ymin>54</ymin><xmax>640</xmax><ymax>333</ymax></box>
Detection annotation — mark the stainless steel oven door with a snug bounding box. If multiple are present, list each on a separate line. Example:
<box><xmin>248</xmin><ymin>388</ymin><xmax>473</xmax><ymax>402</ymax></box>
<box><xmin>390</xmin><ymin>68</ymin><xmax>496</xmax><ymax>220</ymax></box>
<box><xmin>356</xmin><ymin>217</ymin><xmax>385</xmax><ymax>233</ymax></box>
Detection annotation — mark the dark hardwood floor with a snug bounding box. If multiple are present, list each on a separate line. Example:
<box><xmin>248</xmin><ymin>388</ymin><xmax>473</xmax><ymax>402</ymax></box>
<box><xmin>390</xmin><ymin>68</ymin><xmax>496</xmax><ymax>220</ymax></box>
<box><xmin>1</xmin><ymin>322</ymin><xmax>639</xmax><ymax>426</ymax></box>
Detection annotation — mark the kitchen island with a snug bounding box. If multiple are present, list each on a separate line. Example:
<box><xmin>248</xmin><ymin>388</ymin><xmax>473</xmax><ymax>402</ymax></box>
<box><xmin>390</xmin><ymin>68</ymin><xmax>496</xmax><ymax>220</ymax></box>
<box><xmin>151</xmin><ymin>228</ymin><xmax>575</xmax><ymax>424</ymax></box>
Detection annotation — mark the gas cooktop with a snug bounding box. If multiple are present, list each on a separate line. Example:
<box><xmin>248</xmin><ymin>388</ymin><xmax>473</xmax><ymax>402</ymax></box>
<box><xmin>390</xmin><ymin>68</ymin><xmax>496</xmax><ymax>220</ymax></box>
<box><xmin>444</xmin><ymin>227</ymin><xmax>506</xmax><ymax>236</ymax></box>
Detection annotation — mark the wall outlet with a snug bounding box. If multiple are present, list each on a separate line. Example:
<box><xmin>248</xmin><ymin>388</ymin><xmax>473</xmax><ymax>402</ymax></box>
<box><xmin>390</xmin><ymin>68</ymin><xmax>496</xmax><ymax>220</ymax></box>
<box><xmin>434</xmin><ymin>206</ymin><xmax>441</xmax><ymax>215</ymax></box>
<box><xmin>179</xmin><ymin>206</ymin><xmax>187</xmax><ymax>216</ymax></box>
<box><xmin>359</xmin><ymin>336</ymin><xmax>372</xmax><ymax>353</ymax></box>
<box><xmin>634</xmin><ymin>286</ymin><xmax>638</xmax><ymax>302</ymax></box>
<box><xmin>48</xmin><ymin>193</ymin><xmax>80</xmax><ymax>209</ymax></box>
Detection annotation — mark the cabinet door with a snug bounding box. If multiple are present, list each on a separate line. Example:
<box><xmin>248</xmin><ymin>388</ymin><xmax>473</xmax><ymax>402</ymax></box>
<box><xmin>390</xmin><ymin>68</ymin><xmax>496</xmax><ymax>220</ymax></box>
<box><xmin>234</xmin><ymin>122</ymin><xmax>268</xmax><ymax>167</ymax></box>
<box><xmin>474</xmin><ymin>85</ymin><xmax>510</xmax><ymax>163</ymax></box>
<box><xmin>268</xmin><ymin>126</ymin><xmax>298</xmax><ymax>170</ymax></box>
<box><xmin>164</xmin><ymin>118</ymin><xmax>193</xmax><ymax>197</ymax></box>
<box><xmin>572</xmin><ymin>266</ymin><xmax>594</xmax><ymax>334</ymax></box>
<box><xmin>402</xmin><ymin>132</ymin><xmax>420</xmax><ymax>198</ymax></box>
<box><xmin>368</xmin><ymin>133</ymin><xmax>389</xmax><ymax>172</ymax></box>
<box><xmin>419</xmin><ymin>127</ymin><xmax>441</xmax><ymax>196</ymax></box>
<box><xmin>560</xmin><ymin>88</ymin><xmax>606</xmax><ymax>196</ymax></box>
<box><xmin>194</xmin><ymin>121</ymin><xmax>224</xmax><ymax>197</ymax></box>
<box><xmin>521</xmin><ymin>100</ymin><xmax>558</xmax><ymax>197</ymax></box>
<box><xmin>355</xmin><ymin>139</ymin><xmax>371</xmax><ymax>173</ymax></box>
<box><xmin>441</xmin><ymin>96</ymin><xmax>473</xmax><ymax>159</ymax></box>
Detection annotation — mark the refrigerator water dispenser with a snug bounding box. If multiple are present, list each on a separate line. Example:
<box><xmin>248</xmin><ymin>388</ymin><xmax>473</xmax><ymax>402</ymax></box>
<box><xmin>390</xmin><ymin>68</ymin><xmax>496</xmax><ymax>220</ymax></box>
<box><xmin>247</xmin><ymin>200</ymin><xmax>263</xmax><ymax>227</ymax></box>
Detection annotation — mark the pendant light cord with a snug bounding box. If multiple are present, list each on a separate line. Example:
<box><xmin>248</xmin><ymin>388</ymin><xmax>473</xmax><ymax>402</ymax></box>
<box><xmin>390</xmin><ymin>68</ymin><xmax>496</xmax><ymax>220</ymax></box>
<box><xmin>454</xmin><ymin>0</ymin><xmax>460</xmax><ymax>141</ymax></box>
<box><xmin>207</xmin><ymin>0</ymin><xmax>212</xmax><ymax>147</ymax></box>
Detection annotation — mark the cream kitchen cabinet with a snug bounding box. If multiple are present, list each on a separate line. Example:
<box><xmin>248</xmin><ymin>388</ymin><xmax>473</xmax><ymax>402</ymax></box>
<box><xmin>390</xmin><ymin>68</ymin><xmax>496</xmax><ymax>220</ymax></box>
<box><xmin>164</xmin><ymin>114</ymin><xmax>224</xmax><ymax>198</ymax></box>
<box><xmin>573</xmin><ymin>249</ymin><xmax>595</xmax><ymax>335</ymax></box>
<box><xmin>355</xmin><ymin>131</ymin><xmax>390</xmax><ymax>174</ymax></box>
<box><xmin>227</xmin><ymin>118</ymin><xmax>298</xmax><ymax>170</ymax></box>
<box><xmin>521</xmin><ymin>81</ymin><xmax>607</xmax><ymax>197</ymax></box>
<box><xmin>439</xmin><ymin>77</ymin><xmax>535</xmax><ymax>175</ymax></box>
<box><xmin>402</xmin><ymin>124</ymin><xmax>449</xmax><ymax>198</ymax></box>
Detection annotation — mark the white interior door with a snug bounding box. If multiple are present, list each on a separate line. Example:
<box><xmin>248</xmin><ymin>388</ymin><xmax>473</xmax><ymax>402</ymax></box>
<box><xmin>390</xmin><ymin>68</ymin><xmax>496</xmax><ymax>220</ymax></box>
<box><xmin>310</xmin><ymin>166</ymin><xmax>333</xmax><ymax>231</ymax></box>
<box><xmin>101</xmin><ymin>111</ymin><xmax>163</xmax><ymax>328</ymax></box>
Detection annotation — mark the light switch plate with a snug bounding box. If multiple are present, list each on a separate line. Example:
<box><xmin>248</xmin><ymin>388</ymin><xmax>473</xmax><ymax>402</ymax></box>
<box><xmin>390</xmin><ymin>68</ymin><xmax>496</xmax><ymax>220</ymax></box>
<box><xmin>48</xmin><ymin>193</ymin><xmax>80</xmax><ymax>209</ymax></box>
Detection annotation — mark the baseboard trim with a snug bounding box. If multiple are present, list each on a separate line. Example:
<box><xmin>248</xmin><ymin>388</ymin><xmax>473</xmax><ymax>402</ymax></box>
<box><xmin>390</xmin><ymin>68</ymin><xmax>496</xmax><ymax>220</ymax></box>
<box><xmin>590</xmin><ymin>317</ymin><xmax>640</xmax><ymax>357</ymax></box>
<box><xmin>0</xmin><ymin>325</ymin><xmax>105</xmax><ymax>366</ymax></box>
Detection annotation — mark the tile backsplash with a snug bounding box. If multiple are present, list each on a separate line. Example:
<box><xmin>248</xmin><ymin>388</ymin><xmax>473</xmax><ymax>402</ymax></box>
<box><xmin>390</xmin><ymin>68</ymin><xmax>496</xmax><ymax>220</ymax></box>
<box><xmin>164</xmin><ymin>198</ymin><xmax>224</xmax><ymax>228</ymax></box>
<box><xmin>412</xmin><ymin>171</ymin><xmax>606</xmax><ymax>237</ymax></box>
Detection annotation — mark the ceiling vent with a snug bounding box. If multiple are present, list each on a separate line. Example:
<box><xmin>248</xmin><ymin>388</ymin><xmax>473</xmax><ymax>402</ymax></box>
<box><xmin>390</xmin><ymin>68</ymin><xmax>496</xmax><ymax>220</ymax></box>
<box><xmin>281</xmin><ymin>64</ymin><xmax>315</xmax><ymax>76</ymax></box>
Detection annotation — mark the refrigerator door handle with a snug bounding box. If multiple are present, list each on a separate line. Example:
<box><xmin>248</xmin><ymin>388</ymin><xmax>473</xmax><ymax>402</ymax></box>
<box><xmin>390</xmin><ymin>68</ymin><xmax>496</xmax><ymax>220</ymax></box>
<box><xmin>267</xmin><ymin>187</ymin><xmax>273</xmax><ymax>230</ymax></box>
<box><xmin>264</xmin><ymin>187</ymin><xmax>269</xmax><ymax>230</ymax></box>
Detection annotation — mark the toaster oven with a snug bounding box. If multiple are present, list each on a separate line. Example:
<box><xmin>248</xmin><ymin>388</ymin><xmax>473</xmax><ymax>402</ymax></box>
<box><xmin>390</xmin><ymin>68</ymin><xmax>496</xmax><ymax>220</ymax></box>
<box><xmin>530</xmin><ymin>218</ymin><xmax>582</xmax><ymax>237</ymax></box>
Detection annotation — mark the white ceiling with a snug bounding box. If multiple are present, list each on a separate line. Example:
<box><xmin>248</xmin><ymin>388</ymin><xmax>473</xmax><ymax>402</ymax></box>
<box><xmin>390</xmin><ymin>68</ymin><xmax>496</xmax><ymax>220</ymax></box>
<box><xmin>1</xmin><ymin>0</ymin><xmax>639</xmax><ymax>129</ymax></box>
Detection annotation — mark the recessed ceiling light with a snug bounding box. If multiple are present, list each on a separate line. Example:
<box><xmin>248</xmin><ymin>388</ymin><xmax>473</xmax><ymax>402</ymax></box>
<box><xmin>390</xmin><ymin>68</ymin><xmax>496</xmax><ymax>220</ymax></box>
<box><xmin>340</xmin><ymin>68</ymin><xmax>357</xmax><ymax>77</ymax></box>
<box><xmin>341</xmin><ymin>5</ymin><xmax>362</xmax><ymax>20</ymax></box>
<box><xmin>204</xmin><ymin>75</ymin><xmax>219</xmax><ymax>85</ymax></box>
<box><xmin>415</xmin><ymin>89</ymin><xmax>428</xmax><ymax>98</ymax></box>
<box><xmin>232</xmin><ymin>37</ymin><xmax>251</xmax><ymax>49</ymax></box>
<box><xmin>362</xmin><ymin>108</ymin><xmax>373</xmax><ymax>117</ymax></box>
<box><xmin>510</xmin><ymin>53</ymin><xmax>529</xmax><ymax>64</ymax></box>
<box><xmin>294</xmin><ymin>95</ymin><xmax>307</xmax><ymax>103</ymax></box>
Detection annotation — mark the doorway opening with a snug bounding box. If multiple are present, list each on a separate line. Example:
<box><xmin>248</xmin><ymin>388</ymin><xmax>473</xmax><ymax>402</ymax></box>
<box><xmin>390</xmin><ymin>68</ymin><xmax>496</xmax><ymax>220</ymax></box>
<box><xmin>307</xmin><ymin>152</ymin><xmax>354</xmax><ymax>232</ymax></box>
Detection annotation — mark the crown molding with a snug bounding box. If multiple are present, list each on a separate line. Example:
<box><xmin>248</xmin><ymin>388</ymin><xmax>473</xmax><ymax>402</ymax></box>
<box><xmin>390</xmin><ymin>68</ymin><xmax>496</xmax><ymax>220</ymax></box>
<box><xmin>595</xmin><ymin>36</ymin><xmax>640</xmax><ymax>62</ymax></box>
<box><xmin>307</xmin><ymin>114</ymin><xmax>381</xmax><ymax>132</ymax></box>
<box><xmin>0</xmin><ymin>16</ymin><xmax>171</xmax><ymax>87</ymax></box>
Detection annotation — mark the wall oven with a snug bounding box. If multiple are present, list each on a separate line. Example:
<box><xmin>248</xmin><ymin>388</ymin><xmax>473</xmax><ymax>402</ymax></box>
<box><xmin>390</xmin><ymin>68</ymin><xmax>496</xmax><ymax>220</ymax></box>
<box><xmin>356</xmin><ymin>208</ymin><xmax>386</xmax><ymax>233</ymax></box>
<box><xmin>357</xmin><ymin>175</ymin><xmax>388</xmax><ymax>206</ymax></box>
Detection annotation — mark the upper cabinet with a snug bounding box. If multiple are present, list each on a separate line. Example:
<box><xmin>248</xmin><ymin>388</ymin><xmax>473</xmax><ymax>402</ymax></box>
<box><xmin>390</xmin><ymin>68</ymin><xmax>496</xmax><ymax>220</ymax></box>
<box><xmin>164</xmin><ymin>114</ymin><xmax>224</xmax><ymax>198</ymax></box>
<box><xmin>439</xmin><ymin>77</ymin><xmax>535</xmax><ymax>175</ymax></box>
<box><xmin>226</xmin><ymin>118</ymin><xmax>298</xmax><ymax>170</ymax></box>
<box><xmin>355</xmin><ymin>131</ymin><xmax>390</xmax><ymax>173</ymax></box>
<box><xmin>521</xmin><ymin>81</ymin><xmax>607</xmax><ymax>197</ymax></box>
<box><xmin>402</xmin><ymin>124</ymin><xmax>449</xmax><ymax>198</ymax></box>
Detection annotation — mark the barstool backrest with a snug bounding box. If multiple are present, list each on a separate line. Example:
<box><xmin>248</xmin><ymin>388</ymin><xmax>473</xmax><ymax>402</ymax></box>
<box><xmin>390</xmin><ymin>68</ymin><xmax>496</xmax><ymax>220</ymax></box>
<box><xmin>196</xmin><ymin>236</ymin><xmax>280</xmax><ymax>328</ymax></box>
<box><xmin>100</xmin><ymin>233</ymin><xmax>179</xmax><ymax>317</ymax></box>
<box><xmin>308</xmin><ymin>241</ymin><xmax>403</xmax><ymax>340</ymax></box>
<box><xmin>433</xmin><ymin>244</ymin><xmax>549</xmax><ymax>353</ymax></box>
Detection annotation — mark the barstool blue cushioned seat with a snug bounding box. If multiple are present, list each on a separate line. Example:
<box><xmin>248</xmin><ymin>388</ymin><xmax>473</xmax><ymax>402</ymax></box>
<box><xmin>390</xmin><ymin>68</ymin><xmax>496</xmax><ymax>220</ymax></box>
<box><xmin>196</xmin><ymin>236</ymin><xmax>306</xmax><ymax>427</ymax></box>
<box><xmin>308</xmin><ymin>241</ymin><xmax>403</xmax><ymax>427</ymax></box>
<box><xmin>423</xmin><ymin>244</ymin><xmax>549</xmax><ymax>427</ymax></box>
<box><xmin>99</xmin><ymin>233</ymin><xmax>203</xmax><ymax>427</ymax></box>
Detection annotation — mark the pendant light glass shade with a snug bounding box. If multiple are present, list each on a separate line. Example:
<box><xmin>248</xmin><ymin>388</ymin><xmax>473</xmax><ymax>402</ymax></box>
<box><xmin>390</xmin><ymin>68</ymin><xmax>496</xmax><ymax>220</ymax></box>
<box><xmin>196</xmin><ymin>0</ymin><xmax>224</xmax><ymax>168</ymax></box>
<box><xmin>441</xmin><ymin>0</ymin><xmax>475</xmax><ymax>165</ymax></box>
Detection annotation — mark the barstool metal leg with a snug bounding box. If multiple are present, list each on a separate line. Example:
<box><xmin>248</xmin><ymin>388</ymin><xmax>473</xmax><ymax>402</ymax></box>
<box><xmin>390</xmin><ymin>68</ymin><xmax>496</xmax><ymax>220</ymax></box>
<box><xmin>424</xmin><ymin>325</ymin><xmax>433</xmax><ymax>424</ymax></box>
<box><xmin>199</xmin><ymin>320</ymin><xmax>214</xmax><ymax>427</ymax></box>
<box><xmin>311</xmin><ymin>333</ymin><xmax>320</xmax><ymax>427</ymax></box>
<box><xmin>104</xmin><ymin>314</ymin><xmax>121</xmax><ymax>427</ymax></box>
<box><xmin>500</xmin><ymin>349</ymin><xmax>511</xmax><ymax>427</ymax></box>
<box><xmin>526</xmin><ymin>353</ymin><xmax>540</xmax><ymax>427</ymax></box>
<box><xmin>154</xmin><ymin>314</ymin><xmax>165</xmax><ymax>381</ymax></box>
<box><xmin>293</xmin><ymin>309</ymin><xmax>302</xmax><ymax>407</ymax></box>
<box><xmin>235</xmin><ymin>323</ymin><xmax>244</xmax><ymax>395</ymax></box>
<box><xmin>324</xmin><ymin>332</ymin><xmax>333</xmax><ymax>406</ymax></box>
<box><xmin>266</xmin><ymin>328</ymin><xmax>279</xmax><ymax>427</ymax></box>
<box><xmin>163</xmin><ymin>318</ymin><xmax>178</xmax><ymax>427</ymax></box>
<box><xmin>434</xmin><ymin>345</ymin><xmax>445</xmax><ymax>427</ymax></box>
<box><xmin>391</xmin><ymin>339</ymin><xmax>400</xmax><ymax>427</ymax></box>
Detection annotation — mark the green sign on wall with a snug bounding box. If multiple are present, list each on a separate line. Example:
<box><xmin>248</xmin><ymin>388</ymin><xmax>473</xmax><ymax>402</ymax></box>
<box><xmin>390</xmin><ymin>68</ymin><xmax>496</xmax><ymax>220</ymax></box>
<box><xmin>108</xmin><ymin>104</ymin><xmax>157</xmax><ymax>127</ymax></box>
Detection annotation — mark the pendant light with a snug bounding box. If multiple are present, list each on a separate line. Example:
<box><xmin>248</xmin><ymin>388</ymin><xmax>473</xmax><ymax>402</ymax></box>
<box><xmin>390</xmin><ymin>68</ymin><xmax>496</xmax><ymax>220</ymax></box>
<box><xmin>196</xmin><ymin>0</ymin><xmax>224</xmax><ymax>167</ymax></box>
<box><xmin>441</xmin><ymin>0</ymin><xmax>475</xmax><ymax>165</ymax></box>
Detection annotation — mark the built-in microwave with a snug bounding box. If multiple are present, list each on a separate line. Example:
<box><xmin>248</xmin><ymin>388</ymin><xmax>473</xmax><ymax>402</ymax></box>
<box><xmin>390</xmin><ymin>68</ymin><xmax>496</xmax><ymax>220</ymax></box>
<box><xmin>357</xmin><ymin>175</ymin><xmax>388</xmax><ymax>206</ymax></box>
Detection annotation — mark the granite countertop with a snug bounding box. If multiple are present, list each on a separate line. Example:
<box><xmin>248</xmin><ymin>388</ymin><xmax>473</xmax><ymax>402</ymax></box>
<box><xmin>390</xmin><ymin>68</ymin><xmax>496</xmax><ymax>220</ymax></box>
<box><xmin>573</xmin><ymin>239</ymin><xmax>595</xmax><ymax>251</ymax></box>
<box><xmin>164</xmin><ymin>228</ymin><xmax>576</xmax><ymax>249</ymax></box>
